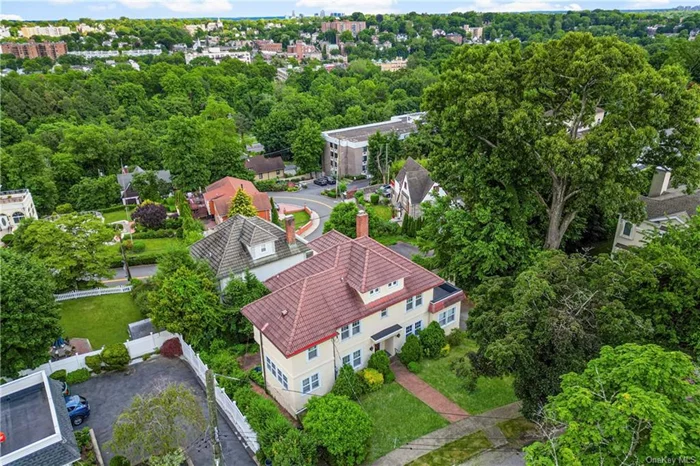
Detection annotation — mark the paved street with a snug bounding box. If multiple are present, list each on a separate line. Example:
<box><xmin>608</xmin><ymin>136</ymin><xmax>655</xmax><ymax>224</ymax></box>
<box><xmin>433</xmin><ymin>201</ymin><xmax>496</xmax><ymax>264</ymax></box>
<box><xmin>72</xmin><ymin>357</ymin><xmax>255</xmax><ymax>466</ymax></box>
<box><xmin>103</xmin><ymin>264</ymin><xmax>157</xmax><ymax>287</ymax></box>
<box><xmin>267</xmin><ymin>178</ymin><xmax>370</xmax><ymax>240</ymax></box>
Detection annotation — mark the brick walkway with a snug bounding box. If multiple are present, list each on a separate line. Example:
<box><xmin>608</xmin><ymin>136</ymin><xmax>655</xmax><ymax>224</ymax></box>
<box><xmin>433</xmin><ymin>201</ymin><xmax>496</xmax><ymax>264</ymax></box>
<box><xmin>392</xmin><ymin>361</ymin><xmax>469</xmax><ymax>423</ymax></box>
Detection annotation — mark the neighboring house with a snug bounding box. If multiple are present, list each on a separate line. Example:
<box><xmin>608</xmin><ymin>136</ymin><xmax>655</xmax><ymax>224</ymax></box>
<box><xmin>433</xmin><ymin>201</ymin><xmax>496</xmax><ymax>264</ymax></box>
<box><xmin>117</xmin><ymin>166</ymin><xmax>171</xmax><ymax>205</ymax></box>
<box><xmin>245</xmin><ymin>155</ymin><xmax>286</xmax><ymax>180</ymax></box>
<box><xmin>322</xmin><ymin>113</ymin><xmax>424</xmax><ymax>178</ymax></box>
<box><xmin>203</xmin><ymin>177</ymin><xmax>271</xmax><ymax>224</ymax></box>
<box><xmin>392</xmin><ymin>157</ymin><xmax>445</xmax><ymax>218</ymax></box>
<box><xmin>190</xmin><ymin>214</ymin><xmax>311</xmax><ymax>289</ymax></box>
<box><xmin>0</xmin><ymin>189</ymin><xmax>38</xmax><ymax>239</ymax></box>
<box><xmin>241</xmin><ymin>213</ymin><xmax>465</xmax><ymax>416</ymax></box>
<box><xmin>0</xmin><ymin>372</ymin><xmax>81</xmax><ymax>466</ymax></box>
<box><xmin>613</xmin><ymin>168</ymin><xmax>700</xmax><ymax>251</ymax></box>
<box><xmin>544</xmin><ymin>106</ymin><xmax>605</xmax><ymax>137</ymax></box>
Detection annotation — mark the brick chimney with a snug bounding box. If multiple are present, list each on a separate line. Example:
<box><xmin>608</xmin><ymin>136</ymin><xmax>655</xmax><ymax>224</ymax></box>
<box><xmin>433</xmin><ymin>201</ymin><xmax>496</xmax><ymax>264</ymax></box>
<box><xmin>649</xmin><ymin>168</ymin><xmax>671</xmax><ymax>198</ymax></box>
<box><xmin>284</xmin><ymin>215</ymin><xmax>296</xmax><ymax>244</ymax></box>
<box><xmin>356</xmin><ymin>211</ymin><xmax>369</xmax><ymax>238</ymax></box>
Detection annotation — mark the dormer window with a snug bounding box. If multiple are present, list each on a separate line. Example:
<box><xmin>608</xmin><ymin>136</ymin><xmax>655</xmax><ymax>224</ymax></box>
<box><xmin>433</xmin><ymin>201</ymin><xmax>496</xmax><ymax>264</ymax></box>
<box><xmin>369</xmin><ymin>287</ymin><xmax>380</xmax><ymax>297</ymax></box>
<box><xmin>260</xmin><ymin>244</ymin><xmax>267</xmax><ymax>253</ymax></box>
<box><xmin>388</xmin><ymin>280</ymin><xmax>398</xmax><ymax>289</ymax></box>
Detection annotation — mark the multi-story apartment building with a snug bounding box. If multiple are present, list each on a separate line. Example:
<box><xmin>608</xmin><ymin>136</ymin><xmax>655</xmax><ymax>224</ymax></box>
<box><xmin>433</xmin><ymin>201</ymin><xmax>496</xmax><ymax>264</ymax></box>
<box><xmin>286</xmin><ymin>40</ymin><xmax>321</xmax><ymax>61</ymax></box>
<box><xmin>67</xmin><ymin>50</ymin><xmax>119</xmax><ymax>58</ymax></box>
<box><xmin>320</xmin><ymin>21</ymin><xmax>366</xmax><ymax>36</ymax></box>
<box><xmin>0</xmin><ymin>41</ymin><xmax>67</xmax><ymax>59</ymax></box>
<box><xmin>322</xmin><ymin>113</ymin><xmax>424</xmax><ymax>178</ymax></box>
<box><xmin>242</xmin><ymin>215</ymin><xmax>465</xmax><ymax>415</ymax></box>
<box><xmin>184</xmin><ymin>48</ymin><xmax>251</xmax><ymax>64</ymax></box>
<box><xmin>463</xmin><ymin>25</ymin><xmax>484</xmax><ymax>41</ymax></box>
<box><xmin>254</xmin><ymin>40</ymin><xmax>283</xmax><ymax>53</ymax></box>
<box><xmin>375</xmin><ymin>57</ymin><xmax>408</xmax><ymax>72</ymax></box>
<box><xmin>0</xmin><ymin>189</ymin><xmax>39</xmax><ymax>239</ymax></box>
<box><xmin>20</xmin><ymin>25</ymin><xmax>71</xmax><ymax>38</ymax></box>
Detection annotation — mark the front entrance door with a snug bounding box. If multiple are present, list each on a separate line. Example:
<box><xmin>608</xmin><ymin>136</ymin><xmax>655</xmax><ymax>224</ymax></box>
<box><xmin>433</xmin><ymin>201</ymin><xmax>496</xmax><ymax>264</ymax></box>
<box><xmin>373</xmin><ymin>343</ymin><xmax>380</xmax><ymax>353</ymax></box>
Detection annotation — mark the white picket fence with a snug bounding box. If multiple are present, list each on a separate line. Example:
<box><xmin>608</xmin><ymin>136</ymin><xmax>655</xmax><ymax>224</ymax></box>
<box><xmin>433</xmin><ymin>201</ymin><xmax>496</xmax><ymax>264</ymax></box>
<box><xmin>54</xmin><ymin>285</ymin><xmax>133</xmax><ymax>302</ymax></box>
<box><xmin>19</xmin><ymin>331</ymin><xmax>175</xmax><ymax>377</ymax></box>
<box><xmin>178</xmin><ymin>335</ymin><xmax>259</xmax><ymax>453</ymax></box>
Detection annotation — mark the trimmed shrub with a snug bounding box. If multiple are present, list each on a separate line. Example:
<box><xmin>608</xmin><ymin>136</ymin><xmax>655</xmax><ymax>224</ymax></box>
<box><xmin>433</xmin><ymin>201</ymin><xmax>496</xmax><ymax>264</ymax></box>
<box><xmin>271</xmin><ymin>427</ymin><xmax>317</xmax><ymax>466</ymax></box>
<box><xmin>109</xmin><ymin>456</ymin><xmax>131</xmax><ymax>466</ymax></box>
<box><xmin>66</xmin><ymin>368</ymin><xmax>90</xmax><ymax>384</ymax></box>
<box><xmin>85</xmin><ymin>355</ymin><xmax>103</xmax><ymax>373</ymax></box>
<box><xmin>360</xmin><ymin>368</ymin><xmax>383</xmax><ymax>392</ymax></box>
<box><xmin>440</xmin><ymin>344</ymin><xmax>451</xmax><ymax>357</ymax></box>
<box><xmin>354</xmin><ymin>190</ymin><xmax>364</xmax><ymax>203</ymax></box>
<box><xmin>1</xmin><ymin>233</ymin><xmax>14</xmax><ymax>245</ymax></box>
<box><xmin>160</xmin><ymin>337</ymin><xmax>183</xmax><ymax>358</ymax></box>
<box><xmin>55</xmin><ymin>203</ymin><xmax>74</xmax><ymax>214</ymax></box>
<box><xmin>407</xmin><ymin>361</ymin><xmax>420</xmax><ymax>373</ymax></box>
<box><xmin>399</xmin><ymin>334</ymin><xmax>422</xmax><ymax>366</ymax></box>
<box><xmin>367</xmin><ymin>350</ymin><xmax>394</xmax><ymax>384</ymax></box>
<box><xmin>331</xmin><ymin>364</ymin><xmax>366</xmax><ymax>400</ymax></box>
<box><xmin>446</xmin><ymin>328</ymin><xmax>468</xmax><ymax>348</ymax></box>
<box><xmin>131</xmin><ymin>201</ymin><xmax>167</xmax><ymax>230</ymax></box>
<box><xmin>451</xmin><ymin>356</ymin><xmax>478</xmax><ymax>392</ymax></box>
<box><xmin>101</xmin><ymin>343</ymin><xmax>130</xmax><ymax>370</ymax></box>
<box><xmin>419</xmin><ymin>321</ymin><xmax>447</xmax><ymax>359</ymax></box>
<box><xmin>130</xmin><ymin>228</ymin><xmax>178</xmax><ymax>239</ymax></box>
<box><xmin>370</xmin><ymin>193</ymin><xmax>380</xmax><ymax>205</ymax></box>
<box><xmin>131</xmin><ymin>240</ymin><xmax>146</xmax><ymax>253</ymax></box>
<box><xmin>50</xmin><ymin>370</ymin><xmax>67</xmax><ymax>382</ymax></box>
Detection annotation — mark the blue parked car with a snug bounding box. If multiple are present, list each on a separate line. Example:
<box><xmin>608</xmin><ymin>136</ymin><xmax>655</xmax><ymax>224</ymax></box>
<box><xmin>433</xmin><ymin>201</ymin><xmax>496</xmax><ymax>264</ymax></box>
<box><xmin>65</xmin><ymin>395</ymin><xmax>90</xmax><ymax>426</ymax></box>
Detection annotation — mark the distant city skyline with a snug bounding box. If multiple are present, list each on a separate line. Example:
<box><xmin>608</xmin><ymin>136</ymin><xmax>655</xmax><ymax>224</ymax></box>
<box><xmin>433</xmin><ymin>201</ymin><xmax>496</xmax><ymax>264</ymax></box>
<box><xmin>0</xmin><ymin>0</ymin><xmax>689</xmax><ymax>22</ymax></box>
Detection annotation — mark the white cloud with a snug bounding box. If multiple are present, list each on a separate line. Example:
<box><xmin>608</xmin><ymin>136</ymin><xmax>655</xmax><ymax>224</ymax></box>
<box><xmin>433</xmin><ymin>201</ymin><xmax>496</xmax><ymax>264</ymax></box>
<box><xmin>295</xmin><ymin>0</ymin><xmax>398</xmax><ymax>14</ymax></box>
<box><xmin>119</xmin><ymin>0</ymin><xmax>232</xmax><ymax>13</ymax></box>
<box><xmin>88</xmin><ymin>3</ymin><xmax>117</xmax><ymax>12</ymax></box>
<box><xmin>0</xmin><ymin>14</ymin><xmax>23</xmax><ymax>20</ymax></box>
<box><xmin>451</xmin><ymin>0</ymin><xmax>585</xmax><ymax>12</ymax></box>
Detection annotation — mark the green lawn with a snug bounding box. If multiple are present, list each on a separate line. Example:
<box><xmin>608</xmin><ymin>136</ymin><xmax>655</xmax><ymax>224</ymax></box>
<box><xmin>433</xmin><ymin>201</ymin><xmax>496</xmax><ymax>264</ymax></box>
<box><xmin>362</xmin><ymin>383</ymin><xmax>449</xmax><ymax>463</ymax></box>
<box><xmin>60</xmin><ymin>293</ymin><xmax>142</xmax><ymax>348</ymax></box>
<box><xmin>291</xmin><ymin>210</ymin><xmax>311</xmax><ymax>227</ymax></box>
<box><xmin>406</xmin><ymin>431</ymin><xmax>492</xmax><ymax>466</ymax></box>
<box><xmin>368</xmin><ymin>204</ymin><xmax>393</xmax><ymax>221</ymax></box>
<box><xmin>110</xmin><ymin>237</ymin><xmax>185</xmax><ymax>256</ymax></box>
<box><xmin>373</xmin><ymin>234</ymin><xmax>421</xmax><ymax>247</ymax></box>
<box><xmin>101</xmin><ymin>206</ymin><xmax>135</xmax><ymax>224</ymax></box>
<box><xmin>416</xmin><ymin>341</ymin><xmax>518</xmax><ymax>414</ymax></box>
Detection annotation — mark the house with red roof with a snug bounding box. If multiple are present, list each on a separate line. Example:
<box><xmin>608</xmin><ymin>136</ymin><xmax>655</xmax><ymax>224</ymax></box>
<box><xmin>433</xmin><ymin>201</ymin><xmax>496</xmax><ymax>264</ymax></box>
<box><xmin>241</xmin><ymin>212</ymin><xmax>465</xmax><ymax>416</ymax></box>
<box><xmin>203</xmin><ymin>176</ymin><xmax>271</xmax><ymax>224</ymax></box>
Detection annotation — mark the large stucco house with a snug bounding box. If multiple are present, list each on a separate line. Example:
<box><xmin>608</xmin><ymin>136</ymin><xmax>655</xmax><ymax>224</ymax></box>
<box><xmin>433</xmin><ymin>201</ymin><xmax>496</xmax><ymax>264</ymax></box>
<box><xmin>613</xmin><ymin>168</ymin><xmax>700</xmax><ymax>251</ymax></box>
<box><xmin>241</xmin><ymin>212</ymin><xmax>465</xmax><ymax>416</ymax></box>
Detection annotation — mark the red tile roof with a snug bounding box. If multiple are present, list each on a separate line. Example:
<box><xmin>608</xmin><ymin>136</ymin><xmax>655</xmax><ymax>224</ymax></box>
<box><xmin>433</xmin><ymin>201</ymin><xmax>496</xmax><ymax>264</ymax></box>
<box><xmin>242</xmin><ymin>233</ymin><xmax>445</xmax><ymax>357</ymax></box>
<box><xmin>205</xmin><ymin>177</ymin><xmax>270</xmax><ymax>217</ymax></box>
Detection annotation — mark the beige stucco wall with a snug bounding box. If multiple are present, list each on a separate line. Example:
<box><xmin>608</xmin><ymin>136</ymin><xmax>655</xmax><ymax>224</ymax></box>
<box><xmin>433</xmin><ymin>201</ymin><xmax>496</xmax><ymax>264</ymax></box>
<box><xmin>612</xmin><ymin>213</ymin><xmax>689</xmax><ymax>251</ymax></box>
<box><xmin>253</xmin><ymin>283</ymin><xmax>462</xmax><ymax>415</ymax></box>
<box><xmin>254</xmin><ymin>170</ymin><xmax>283</xmax><ymax>181</ymax></box>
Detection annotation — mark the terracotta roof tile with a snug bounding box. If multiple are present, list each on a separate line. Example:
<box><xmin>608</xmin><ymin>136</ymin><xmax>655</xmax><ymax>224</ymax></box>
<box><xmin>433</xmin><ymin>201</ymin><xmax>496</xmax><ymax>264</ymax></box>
<box><xmin>242</xmin><ymin>231</ymin><xmax>445</xmax><ymax>357</ymax></box>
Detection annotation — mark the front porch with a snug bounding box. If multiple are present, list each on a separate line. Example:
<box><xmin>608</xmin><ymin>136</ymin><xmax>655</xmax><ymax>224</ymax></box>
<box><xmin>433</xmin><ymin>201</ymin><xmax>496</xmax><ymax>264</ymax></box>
<box><xmin>370</xmin><ymin>323</ymin><xmax>402</xmax><ymax>357</ymax></box>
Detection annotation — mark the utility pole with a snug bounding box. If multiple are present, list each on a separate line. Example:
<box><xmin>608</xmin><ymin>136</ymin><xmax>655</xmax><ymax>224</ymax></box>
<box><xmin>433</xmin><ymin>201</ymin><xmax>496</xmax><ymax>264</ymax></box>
<box><xmin>205</xmin><ymin>369</ymin><xmax>223</xmax><ymax>466</ymax></box>
<box><xmin>119</xmin><ymin>237</ymin><xmax>131</xmax><ymax>281</ymax></box>
<box><xmin>385</xmin><ymin>142</ymin><xmax>389</xmax><ymax>185</ymax></box>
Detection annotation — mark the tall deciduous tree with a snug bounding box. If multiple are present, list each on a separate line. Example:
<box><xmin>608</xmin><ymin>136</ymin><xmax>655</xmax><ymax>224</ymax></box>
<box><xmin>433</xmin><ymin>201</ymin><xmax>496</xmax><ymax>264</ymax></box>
<box><xmin>367</xmin><ymin>131</ymin><xmax>401</xmax><ymax>184</ymax></box>
<box><xmin>1</xmin><ymin>142</ymin><xmax>59</xmax><ymax>215</ymax></box>
<box><xmin>291</xmin><ymin>119</ymin><xmax>324</xmax><ymax>176</ymax></box>
<box><xmin>12</xmin><ymin>214</ymin><xmax>116</xmax><ymax>291</ymax></box>
<box><xmin>424</xmin><ymin>33</ymin><xmax>700</xmax><ymax>250</ymax></box>
<box><xmin>468</xmin><ymin>251</ymin><xmax>650</xmax><ymax>418</ymax></box>
<box><xmin>228</xmin><ymin>188</ymin><xmax>258</xmax><ymax>217</ymax></box>
<box><xmin>0</xmin><ymin>249</ymin><xmax>62</xmax><ymax>377</ymax></box>
<box><xmin>162</xmin><ymin>116</ymin><xmax>212</xmax><ymax>191</ymax></box>
<box><xmin>525</xmin><ymin>344</ymin><xmax>700</xmax><ymax>464</ymax></box>
<box><xmin>109</xmin><ymin>383</ymin><xmax>206</xmax><ymax>462</ymax></box>
<box><xmin>69</xmin><ymin>175</ymin><xmax>122</xmax><ymax>211</ymax></box>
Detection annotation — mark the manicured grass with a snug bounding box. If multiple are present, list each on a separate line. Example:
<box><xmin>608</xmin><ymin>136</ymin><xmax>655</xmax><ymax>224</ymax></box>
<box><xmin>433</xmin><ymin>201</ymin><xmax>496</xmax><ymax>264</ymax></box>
<box><xmin>407</xmin><ymin>431</ymin><xmax>492</xmax><ymax>466</ymax></box>
<box><xmin>362</xmin><ymin>383</ymin><xmax>449</xmax><ymax>462</ymax></box>
<box><xmin>291</xmin><ymin>210</ymin><xmax>311</xmax><ymax>227</ymax></box>
<box><xmin>498</xmin><ymin>417</ymin><xmax>536</xmax><ymax>442</ymax></box>
<box><xmin>101</xmin><ymin>206</ymin><xmax>135</xmax><ymax>224</ymax></box>
<box><xmin>416</xmin><ymin>341</ymin><xmax>518</xmax><ymax>415</ymax></box>
<box><xmin>60</xmin><ymin>293</ymin><xmax>142</xmax><ymax>348</ymax></box>
<box><xmin>368</xmin><ymin>204</ymin><xmax>393</xmax><ymax>221</ymax></box>
<box><xmin>110</xmin><ymin>237</ymin><xmax>185</xmax><ymax>256</ymax></box>
<box><xmin>373</xmin><ymin>234</ymin><xmax>421</xmax><ymax>247</ymax></box>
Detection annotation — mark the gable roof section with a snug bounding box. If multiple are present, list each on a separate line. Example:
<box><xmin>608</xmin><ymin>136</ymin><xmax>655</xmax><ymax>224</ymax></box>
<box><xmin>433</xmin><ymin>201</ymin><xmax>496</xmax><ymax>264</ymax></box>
<box><xmin>642</xmin><ymin>188</ymin><xmax>700</xmax><ymax>220</ymax></box>
<box><xmin>190</xmin><ymin>215</ymin><xmax>310</xmax><ymax>279</ymax></box>
<box><xmin>395</xmin><ymin>157</ymin><xmax>434</xmax><ymax>205</ymax></box>
<box><xmin>117</xmin><ymin>166</ymin><xmax>171</xmax><ymax>190</ymax></box>
<box><xmin>242</xmin><ymin>233</ymin><xmax>444</xmax><ymax>357</ymax></box>
<box><xmin>307</xmin><ymin>230</ymin><xmax>351</xmax><ymax>253</ymax></box>
<box><xmin>205</xmin><ymin>177</ymin><xmax>270</xmax><ymax>216</ymax></box>
<box><xmin>245</xmin><ymin>155</ymin><xmax>285</xmax><ymax>174</ymax></box>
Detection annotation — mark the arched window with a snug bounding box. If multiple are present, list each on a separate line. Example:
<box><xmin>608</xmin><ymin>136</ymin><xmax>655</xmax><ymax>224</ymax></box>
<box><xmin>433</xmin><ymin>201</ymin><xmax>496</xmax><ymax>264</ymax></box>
<box><xmin>12</xmin><ymin>212</ymin><xmax>25</xmax><ymax>224</ymax></box>
<box><xmin>0</xmin><ymin>215</ymin><xmax>9</xmax><ymax>230</ymax></box>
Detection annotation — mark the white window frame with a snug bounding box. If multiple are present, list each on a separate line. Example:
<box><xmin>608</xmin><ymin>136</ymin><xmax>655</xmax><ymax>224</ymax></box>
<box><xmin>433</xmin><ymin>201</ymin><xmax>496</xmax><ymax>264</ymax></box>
<box><xmin>388</xmin><ymin>280</ymin><xmax>398</xmax><ymax>289</ymax></box>
<box><xmin>260</xmin><ymin>244</ymin><xmax>267</xmax><ymax>253</ymax></box>
<box><xmin>342</xmin><ymin>354</ymin><xmax>351</xmax><ymax>366</ymax></box>
<box><xmin>414</xmin><ymin>320</ymin><xmax>423</xmax><ymax>334</ymax></box>
<box><xmin>265</xmin><ymin>356</ymin><xmax>288</xmax><ymax>390</ymax></box>
<box><xmin>621</xmin><ymin>221</ymin><xmax>634</xmax><ymax>238</ymax></box>
<box><xmin>307</xmin><ymin>345</ymin><xmax>318</xmax><ymax>361</ymax></box>
<box><xmin>369</xmin><ymin>287</ymin><xmax>380</xmax><ymax>297</ymax></box>
<box><xmin>301</xmin><ymin>373</ymin><xmax>320</xmax><ymax>395</ymax></box>
<box><xmin>405</xmin><ymin>323</ymin><xmax>414</xmax><ymax>337</ymax></box>
<box><xmin>415</xmin><ymin>294</ymin><xmax>423</xmax><ymax>307</ymax></box>
<box><xmin>380</xmin><ymin>309</ymin><xmax>388</xmax><ymax>319</ymax></box>
<box><xmin>340</xmin><ymin>325</ymin><xmax>350</xmax><ymax>340</ymax></box>
<box><xmin>352</xmin><ymin>349</ymin><xmax>362</xmax><ymax>368</ymax></box>
<box><xmin>351</xmin><ymin>320</ymin><xmax>361</xmax><ymax>336</ymax></box>
<box><xmin>438</xmin><ymin>307</ymin><xmax>456</xmax><ymax>327</ymax></box>
<box><xmin>406</xmin><ymin>296</ymin><xmax>414</xmax><ymax>311</ymax></box>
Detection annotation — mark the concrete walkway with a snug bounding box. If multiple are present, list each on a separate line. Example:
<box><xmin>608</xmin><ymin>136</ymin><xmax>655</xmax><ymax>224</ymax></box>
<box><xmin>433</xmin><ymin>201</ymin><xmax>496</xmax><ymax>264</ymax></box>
<box><xmin>371</xmin><ymin>402</ymin><xmax>522</xmax><ymax>466</ymax></box>
<box><xmin>392</xmin><ymin>361</ymin><xmax>469</xmax><ymax>423</ymax></box>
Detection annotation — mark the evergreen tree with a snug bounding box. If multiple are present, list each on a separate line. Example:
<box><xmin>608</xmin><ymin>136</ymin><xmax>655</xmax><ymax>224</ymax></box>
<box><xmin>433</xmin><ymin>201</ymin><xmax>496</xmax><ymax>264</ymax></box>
<box><xmin>228</xmin><ymin>188</ymin><xmax>258</xmax><ymax>217</ymax></box>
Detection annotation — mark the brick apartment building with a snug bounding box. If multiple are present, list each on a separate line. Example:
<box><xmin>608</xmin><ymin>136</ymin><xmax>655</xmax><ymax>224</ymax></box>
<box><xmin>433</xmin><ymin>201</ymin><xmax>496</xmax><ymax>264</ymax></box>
<box><xmin>322</xmin><ymin>113</ymin><xmax>424</xmax><ymax>178</ymax></box>
<box><xmin>286</xmin><ymin>40</ymin><xmax>320</xmax><ymax>61</ymax></box>
<box><xmin>320</xmin><ymin>21</ymin><xmax>366</xmax><ymax>35</ymax></box>
<box><xmin>255</xmin><ymin>40</ymin><xmax>283</xmax><ymax>52</ymax></box>
<box><xmin>0</xmin><ymin>41</ymin><xmax>67</xmax><ymax>59</ymax></box>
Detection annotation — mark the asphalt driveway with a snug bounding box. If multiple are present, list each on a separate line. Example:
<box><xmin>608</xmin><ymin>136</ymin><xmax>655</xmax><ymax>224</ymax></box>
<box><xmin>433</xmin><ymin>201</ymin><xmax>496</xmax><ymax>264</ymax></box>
<box><xmin>71</xmin><ymin>357</ymin><xmax>255</xmax><ymax>466</ymax></box>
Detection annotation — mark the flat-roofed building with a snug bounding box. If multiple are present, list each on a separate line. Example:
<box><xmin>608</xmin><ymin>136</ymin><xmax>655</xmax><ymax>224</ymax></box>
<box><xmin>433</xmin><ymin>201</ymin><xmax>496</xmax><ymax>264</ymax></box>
<box><xmin>0</xmin><ymin>189</ymin><xmax>38</xmax><ymax>239</ymax></box>
<box><xmin>322</xmin><ymin>113</ymin><xmax>424</xmax><ymax>178</ymax></box>
<box><xmin>320</xmin><ymin>21</ymin><xmax>366</xmax><ymax>36</ymax></box>
<box><xmin>0</xmin><ymin>372</ymin><xmax>81</xmax><ymax>466</ymax></box>
<box><xmin>0</xmin><ymin>41</ymin><xmax>67</xmax><ymax>59</ymax></box>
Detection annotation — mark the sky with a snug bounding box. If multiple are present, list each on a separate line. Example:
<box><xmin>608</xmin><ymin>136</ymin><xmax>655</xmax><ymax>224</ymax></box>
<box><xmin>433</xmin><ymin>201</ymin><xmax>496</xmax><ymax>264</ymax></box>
<box><xmin>0</xmin><ymin>0</ymin><xmax>688</xmax><ymax>21</ymax></box>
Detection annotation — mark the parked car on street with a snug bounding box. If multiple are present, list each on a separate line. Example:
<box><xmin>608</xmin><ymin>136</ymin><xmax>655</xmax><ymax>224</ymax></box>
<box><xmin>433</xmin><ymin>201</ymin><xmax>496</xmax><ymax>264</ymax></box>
<box><xmin>314</xmin><ymin>177</ymin><xmax>328</xmax><ymax>186</ymax></box>
<box><xmin>65</xmin><ymin>395</ymin><xmax>90</xmax><ymax>426</ymax></box>
<box><xmin>326</xmin><ymin>176</ymin><xmax>337</xmax><ymax>185</ymax></box>
<box><xmin>379</xmin><ymin>185</ymin><xmax>392</xmax><ymax>197</ymax></box>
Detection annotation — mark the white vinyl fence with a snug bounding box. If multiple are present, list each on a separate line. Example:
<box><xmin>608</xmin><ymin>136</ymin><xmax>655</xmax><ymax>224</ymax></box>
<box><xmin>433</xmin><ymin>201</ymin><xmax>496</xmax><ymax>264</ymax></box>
<box><xmin>54</xmin><ymin>285</ymin><xmax>133</xmax><ymax>302</ymax></box>
<box><xmin>19</xmin><ymin>331</ymin><xmax>175</xmax><ymax>377</ymax></box>
<box><xmin>178</xmin><ymin>335</ymin><xmax>259</xmax><ymax>453</ymax></box>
